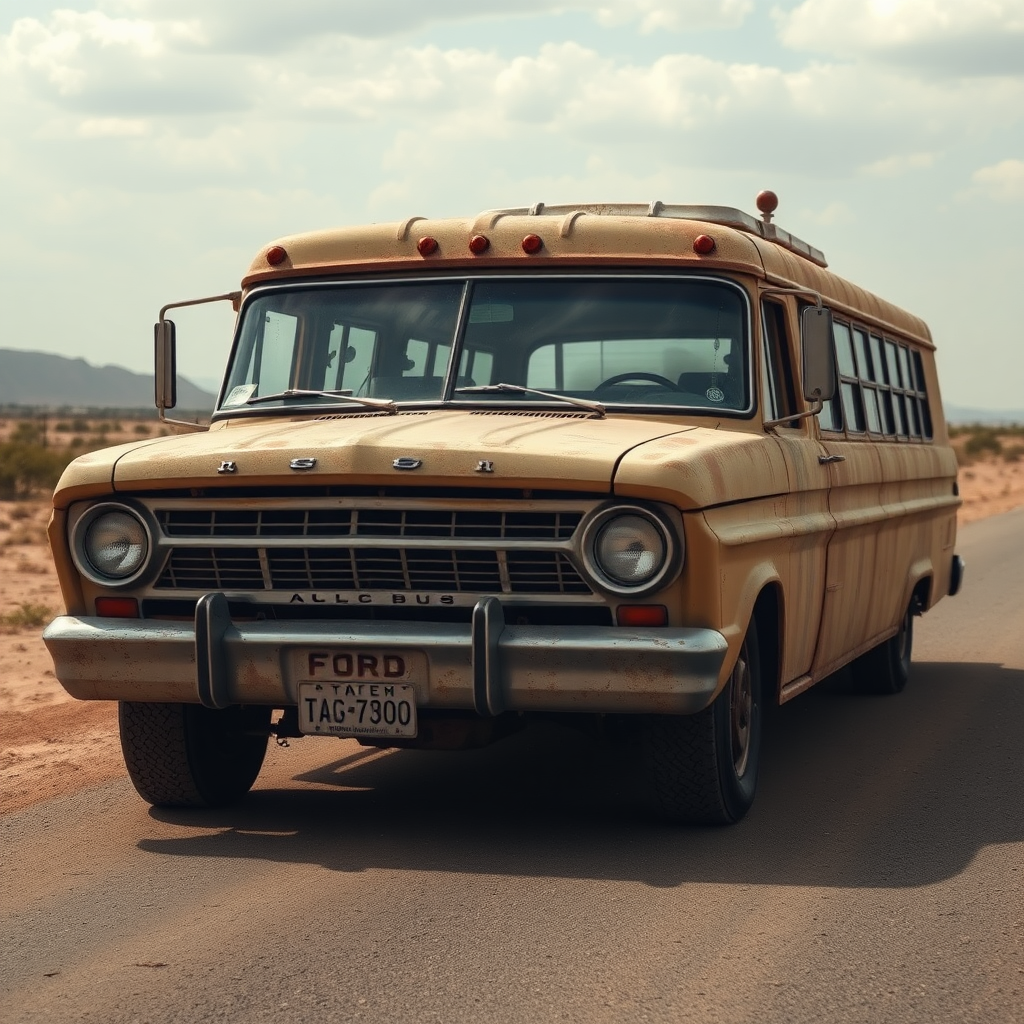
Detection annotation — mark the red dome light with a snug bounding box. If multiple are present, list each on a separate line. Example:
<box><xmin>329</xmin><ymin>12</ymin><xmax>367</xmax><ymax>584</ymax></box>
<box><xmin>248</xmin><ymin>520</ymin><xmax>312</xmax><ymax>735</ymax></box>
<box><xmin>522</xmin><ymin>233</ymin><xmax>543</xmax><ymax>255</ymax></box>
<box><xmin>266</xmin><ymin>245</ymin><xmax>288</xmax><ymax>266</ymax></box>
<box><xmin>693</xmin><ymin>234</ymin><xmax>716</xmax><ymax>255</ymax></box>
<box><xmin>417</xmin><ymin>236</ymin><xmax>439</xmax><ymax>256</ymax></box>
<box><xmin>469</xmin><ymin>234</ymin><xmax>490</xmax><ymax>254</ymax></box>
<box><xmin>756</xmin><ymin>190</ymin><xmax>779</xmax><ymax>217</ymax></box>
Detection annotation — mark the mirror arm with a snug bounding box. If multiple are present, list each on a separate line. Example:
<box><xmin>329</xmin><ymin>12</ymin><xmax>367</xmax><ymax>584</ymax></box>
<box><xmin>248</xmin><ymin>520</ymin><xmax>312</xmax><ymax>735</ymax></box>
<box><xmin>155</xmin><ymin>290</ymin><xmax>242</xmax><ymax>433</ymax></box>
<box><xmin>763</xmin><ymin>396</ymin><xmax>823</xmax><ymax>431</ymax></box>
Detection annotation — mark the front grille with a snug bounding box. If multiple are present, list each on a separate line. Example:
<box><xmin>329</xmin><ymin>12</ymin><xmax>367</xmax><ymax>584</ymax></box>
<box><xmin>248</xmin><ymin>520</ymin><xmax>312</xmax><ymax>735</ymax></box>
<box><xmin>158</xmin><ymin>508</ymin><xmax>581</xmax><ymax>541</ymax></box>
<box><xmin>156</xmin><ymin>546</ymin><xmax>589</xmax><ymax>594</ymax></box>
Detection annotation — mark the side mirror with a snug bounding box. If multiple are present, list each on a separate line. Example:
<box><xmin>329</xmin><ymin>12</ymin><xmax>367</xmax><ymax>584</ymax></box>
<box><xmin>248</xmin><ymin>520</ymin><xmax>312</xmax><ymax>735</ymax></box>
<box><xmin>154</xmin><ymin>319</ymin><xmax>177</xmax><ymax>411</ymax></box>
<box><xmin>800</xmin><ymin>305</ymin><xmax>836</xmax><ymax>403</ymax></box>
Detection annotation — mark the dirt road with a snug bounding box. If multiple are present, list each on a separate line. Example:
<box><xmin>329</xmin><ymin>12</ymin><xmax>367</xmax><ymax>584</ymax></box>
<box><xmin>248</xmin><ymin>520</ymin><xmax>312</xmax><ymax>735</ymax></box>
<box><xmin>1</xmin><ymin>509</ymin><xmax>1022</xmax><ymax>1022</ymax></box>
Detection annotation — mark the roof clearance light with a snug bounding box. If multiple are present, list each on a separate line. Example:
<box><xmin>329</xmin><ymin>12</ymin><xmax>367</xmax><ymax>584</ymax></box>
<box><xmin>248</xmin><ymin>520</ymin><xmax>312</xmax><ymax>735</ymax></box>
<box><xmin>522</xmin><ymin>233</ymin><xmax>543</xmax><ymax>255</ymax></box>
<box><xmin>266</xmin><ymin>245</ymin><xmax>288</xmax><ymax>266</ymax></box>
<box><xmin>693</xmin><ymin>234</ymin><xmax>716</xmax><ymax>255</ymax></box>
<box><xmin>417</xmin><ymin>236</ymin><xmax>439</xmax><ymax>256</ymax></box>
<box><xmin>469</xmin><ymin>234</ymin><xmax>490</xmax><ymax>254</ymax></box>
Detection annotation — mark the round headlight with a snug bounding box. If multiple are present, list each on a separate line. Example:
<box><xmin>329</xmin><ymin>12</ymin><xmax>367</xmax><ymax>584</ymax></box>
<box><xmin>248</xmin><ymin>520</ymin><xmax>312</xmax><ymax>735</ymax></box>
<box><xmin>595</xmin><ymin>514</ymin><xmax>666</xmax><ymax>586</ymax></box>
<box><xmin>83</xmin><ymin>511</ymin><xmax>149</xmax><ymax>580</ymax></box>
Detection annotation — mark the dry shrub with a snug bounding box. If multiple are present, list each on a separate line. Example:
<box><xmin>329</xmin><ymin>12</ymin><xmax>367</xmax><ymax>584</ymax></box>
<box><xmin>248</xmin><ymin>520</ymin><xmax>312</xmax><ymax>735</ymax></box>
<box><xmin>0</xmin><ymin>602</ymin><xmax>51</xmax><ymax>630</ymax></box>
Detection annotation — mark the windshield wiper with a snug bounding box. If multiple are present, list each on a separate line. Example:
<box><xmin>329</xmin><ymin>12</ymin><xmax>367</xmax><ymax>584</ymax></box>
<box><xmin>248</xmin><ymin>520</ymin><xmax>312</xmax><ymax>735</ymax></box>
<box><xmin>455</xmin><ymin>383</ymin><xmax>605</xmax><ymax>418</ymax></box>
<box><xmin>244</xmin><ymin>389</ymin><xmax>397</xmax><ymax>414</ymax></box>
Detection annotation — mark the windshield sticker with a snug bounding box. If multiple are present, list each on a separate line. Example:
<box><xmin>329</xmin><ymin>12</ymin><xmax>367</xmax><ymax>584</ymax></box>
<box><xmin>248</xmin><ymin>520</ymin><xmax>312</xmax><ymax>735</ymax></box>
<box><xmin>706</xmin><ymin>387</ymin><xmax>725</xmax><ymax>403</ymax></box>
<box><xmin>223</xmin><ymin>384</ymin><xmax>257</xmax><ymax>407</ymax></box>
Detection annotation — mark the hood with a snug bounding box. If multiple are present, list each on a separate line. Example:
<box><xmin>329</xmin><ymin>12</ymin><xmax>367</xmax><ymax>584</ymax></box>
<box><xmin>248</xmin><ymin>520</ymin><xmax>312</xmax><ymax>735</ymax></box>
<box><xmin>100</xmin><ymin>410</ymin><xmax>697</xmax><ymax>494</ymax></box>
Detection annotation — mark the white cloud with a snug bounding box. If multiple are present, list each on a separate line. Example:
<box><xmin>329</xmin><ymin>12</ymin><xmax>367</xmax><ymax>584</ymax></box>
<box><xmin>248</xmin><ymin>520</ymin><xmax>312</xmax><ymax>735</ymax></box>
<box><xmin>595</xmin><ymin>0</ymin><xmax>753</xmax><ymax>33</ymax></box>
<box><xmin>971</xmin><ymin>158</ymin><xmax>1024</xmax><ymax>200</ymax></box>
<box><xmin>77</xmin><ymin>116</ymin><xmax>148</xmax><ymax>137</ymax></box>
<box><xmin>861</xmin><ymin>152</ymin><xmax>936</xmax><ymax>177</ymax></box>
<box><xmin>778</xmin><ymin>0</ymin><xmax>1024</xmax><ymax>74</ymax></box>
<box><xmin>90</xmin><ymin>0</ymin><xmax>752</xmax><ymax>53</ymax></box>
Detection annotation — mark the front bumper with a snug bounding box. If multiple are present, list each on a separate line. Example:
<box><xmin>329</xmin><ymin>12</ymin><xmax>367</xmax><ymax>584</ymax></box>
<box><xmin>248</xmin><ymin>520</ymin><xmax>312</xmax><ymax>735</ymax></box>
<box><xmin>42</xmin><ymin>595</ymin><xmax>728</xmax><ymax>717</ymax></box>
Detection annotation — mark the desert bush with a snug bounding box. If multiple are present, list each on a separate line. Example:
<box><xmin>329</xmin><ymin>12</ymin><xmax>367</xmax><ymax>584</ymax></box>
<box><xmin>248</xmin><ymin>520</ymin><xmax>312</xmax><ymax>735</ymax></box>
<box><xmin>0</xmin><ymin>602</ymin><xmax>52</xmax><ymax>629</ymax></box>
<box><xmin>963</xmin><ymin>429</ymin><xmax>1003</xmax><ymax>458</ymax></box>
<box><xmin>54</xmin><ymin>421</ymin><xmax>72</xmax><ymax>432</ymax></box>
<box><xmin>133</xmin><ymin>423</ymin><xmax>150</xmax><ymax>435</ymax></box>
<box><xmin>1005</xmin><ymin>443</ymin><xmax>1024</xmax><ymax>463</ymax></box>
<box><xmin>0</xmin><ymin>441</ymin><xmax>70</xmax><ymax>499</ymax></box>
<box><xmin>71</xmin><ymin>418</ymin><xmax>89</xmax><ymax>432</ymax></box>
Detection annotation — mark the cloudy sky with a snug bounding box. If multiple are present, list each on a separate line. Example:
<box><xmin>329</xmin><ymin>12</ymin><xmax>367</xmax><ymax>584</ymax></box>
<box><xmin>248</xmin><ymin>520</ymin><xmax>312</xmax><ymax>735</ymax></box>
<box><xmin>2</xmin><ymin>0</ymin><xmax>1023</xmax><ymax>408</ymax></box>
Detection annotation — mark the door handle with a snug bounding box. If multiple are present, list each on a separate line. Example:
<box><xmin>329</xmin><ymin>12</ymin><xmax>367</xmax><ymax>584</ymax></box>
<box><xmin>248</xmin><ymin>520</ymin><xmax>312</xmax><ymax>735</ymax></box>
<box><xmin>818</xmin><ymin>454</ymin><xmax>846</xmax><ymax>464</ymax></box>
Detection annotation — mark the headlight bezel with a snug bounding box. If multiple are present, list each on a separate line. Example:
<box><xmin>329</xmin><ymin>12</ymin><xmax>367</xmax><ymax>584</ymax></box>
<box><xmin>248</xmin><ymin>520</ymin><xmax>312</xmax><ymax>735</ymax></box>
<box><xmin>578</xmin><ymin>502</ymin><xmax>682</xmax><ymax>597</ymax></box>
<box><xmin>71</xmin><ymin>502</ymin><xmax>154</xmax><ymax>588</ymax></box>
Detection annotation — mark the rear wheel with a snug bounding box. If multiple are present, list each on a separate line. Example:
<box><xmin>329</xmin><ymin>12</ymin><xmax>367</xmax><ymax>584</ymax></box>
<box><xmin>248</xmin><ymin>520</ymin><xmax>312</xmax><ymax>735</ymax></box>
<box><xmin>119</xmin><ymin>701</ymin><xmax>271</xmax><ymax>808</ymax></box>
<box><xmin>645</xmin><ymin>619</ymin><xmax>762</xmax><ymax>825</ymax></box>
<box><xmin>851</xmin><ymin>601</ymin><xmax>914</xmax><ymax>695</ymax></box>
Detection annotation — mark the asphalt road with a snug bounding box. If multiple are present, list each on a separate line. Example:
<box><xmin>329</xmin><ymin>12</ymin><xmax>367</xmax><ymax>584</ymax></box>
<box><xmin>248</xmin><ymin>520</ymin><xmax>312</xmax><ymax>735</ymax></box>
<box><xmin>2</xmin><ymin>509</ymin><xmax>1023</xmax><ymax>1024</ymax></box>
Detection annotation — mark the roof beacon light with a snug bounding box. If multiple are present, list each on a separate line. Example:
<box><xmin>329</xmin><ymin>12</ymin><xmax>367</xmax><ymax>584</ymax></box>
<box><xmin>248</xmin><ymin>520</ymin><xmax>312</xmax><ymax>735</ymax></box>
<box><xmin>469</xmin><ymin>234</ymin><xmax>490</xmax><ymax>254</ymax></box>
<box><xmin>693</xmin><ymin>234</ymin><xmax>716</xmax><ymax>255</ymax></box>
<box><xmin>266</xmin><ymin>245</ymin><xmax>288</xmax><ymax>266</ymax></box>
<box><xmin>417</xmin><ymin>236</ymin><xmax>439</xmax><ymax>256</ymax></box>
<box><xmin>522</xmin><ymin>233</ymin><xmax>543</xmax><ymax>255</ymax></box>
<box><xmin>756</xmin><ymin>190</ymin><xmax>779</xmax><ymax>224</ymax></box>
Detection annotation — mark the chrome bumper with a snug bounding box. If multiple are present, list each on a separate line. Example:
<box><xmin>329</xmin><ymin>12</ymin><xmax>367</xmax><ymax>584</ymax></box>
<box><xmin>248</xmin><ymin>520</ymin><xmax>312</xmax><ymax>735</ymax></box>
<box><xmin>42</xmin><ymin>595</ymin><xmax>728</xmax><ymax>716</ymax></box>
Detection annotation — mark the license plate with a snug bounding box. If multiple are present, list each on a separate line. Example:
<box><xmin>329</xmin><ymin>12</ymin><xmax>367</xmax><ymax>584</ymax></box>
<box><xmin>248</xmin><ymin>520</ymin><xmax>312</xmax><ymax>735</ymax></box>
<box><xmin>295</xmin><ymin>649</ymin><xmax>423</xmax><ymax>738</ymax></box>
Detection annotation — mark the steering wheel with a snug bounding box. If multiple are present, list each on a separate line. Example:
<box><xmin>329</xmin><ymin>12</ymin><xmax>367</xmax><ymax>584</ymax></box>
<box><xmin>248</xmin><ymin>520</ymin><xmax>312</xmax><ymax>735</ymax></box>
<box><xmin>594</xmin><ymin>372</ymin><xmax>681</xmax><ymax>393</ymax></box>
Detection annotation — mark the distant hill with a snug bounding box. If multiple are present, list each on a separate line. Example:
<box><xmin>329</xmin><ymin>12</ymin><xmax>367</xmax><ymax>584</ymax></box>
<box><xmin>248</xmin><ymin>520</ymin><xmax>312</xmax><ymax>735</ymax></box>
<box><xmin>0</xmin><ymin>349</ymin><xmax>216</xmax><ymax>411</ymax></box>
<box><xmin>945</xmin><ymin>404</ymin><xmax>1024</xmax><ymax>426</ymax></box>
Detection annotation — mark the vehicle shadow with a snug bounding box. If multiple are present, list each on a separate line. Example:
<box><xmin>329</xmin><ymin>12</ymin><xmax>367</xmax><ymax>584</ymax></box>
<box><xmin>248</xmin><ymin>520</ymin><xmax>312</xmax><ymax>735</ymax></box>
<box><xmin>140</xmin><ymin>659</ymin><xmax>1024</xmax><ymax>889</ymax></box>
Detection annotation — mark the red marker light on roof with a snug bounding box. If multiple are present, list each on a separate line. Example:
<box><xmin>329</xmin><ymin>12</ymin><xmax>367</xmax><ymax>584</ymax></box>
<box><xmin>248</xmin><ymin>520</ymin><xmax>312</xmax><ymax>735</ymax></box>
<box><xmin>522</xmin><ymin>233</ymin><xmax>543</xmax><ymax>255</ymax></box>
<box><xmin>417</xmin><ymin>236</ymin><xmax>439</xmax><ymax>256</ymax></box>
<box><xmin>693</xmin><ymin>234</ymin><xmax>716</xmax><ymax>255</ymax></box>
<box><xmin>266</xmin><ymin>245</ymin><xmax>288</xmax><ymax>266</ymax></box>
<box><xmin>469</xmin><ymin>234</ymin><xmax>490</xmax><ymax>254</ymax></box>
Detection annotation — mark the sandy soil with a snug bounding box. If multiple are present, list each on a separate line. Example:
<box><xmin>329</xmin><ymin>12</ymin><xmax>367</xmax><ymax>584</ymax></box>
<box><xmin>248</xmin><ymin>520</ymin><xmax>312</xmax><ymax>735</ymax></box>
<box><xmin>2</xmin><ymin>454</ymin><xmax>1023</xmax><ymax>816</ymax></box>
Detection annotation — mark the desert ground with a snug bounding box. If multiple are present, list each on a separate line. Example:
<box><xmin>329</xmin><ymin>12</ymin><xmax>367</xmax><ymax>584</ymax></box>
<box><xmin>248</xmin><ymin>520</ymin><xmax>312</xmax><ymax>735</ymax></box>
<box><xmin>2</xmin><ymin>422</ymin><xmax>1022</xmax><ymax>815</ymax></box>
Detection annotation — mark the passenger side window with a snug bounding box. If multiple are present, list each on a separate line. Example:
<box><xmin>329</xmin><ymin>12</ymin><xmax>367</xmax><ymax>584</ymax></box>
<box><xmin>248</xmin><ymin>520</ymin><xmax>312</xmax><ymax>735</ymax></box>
<box><xmin>833</xmin><ymin>321</ymin><xmax>866</xmax><ymax>433</ymax></box>
<box><xmin>760</xmin><ymin>301</ymin><xmax>797</xmax><ymax>422</ymax></box>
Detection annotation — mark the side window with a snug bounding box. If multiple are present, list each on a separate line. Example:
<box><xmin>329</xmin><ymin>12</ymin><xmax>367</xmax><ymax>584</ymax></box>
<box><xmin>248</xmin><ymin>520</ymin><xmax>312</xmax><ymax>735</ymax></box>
<box><xmin>870</xmin><ymin>334</ymin><xmax>896</xmax><ymax>435</ymax></box>
<box><xmin>912</xmin><ymin>350</ymin><xmax>933</xmax><ymax>439</ymax></box>
<box><xmin>760</xmin><ymin>301</ymin><xmax>797</xmax><ymax>422</ymax></box>
<box><xmin>853</xmin><ymin>328</ymin><xmax>883</xmax><ymax>434</ymax></box>
<box><xmin>833</xmin><ymin>321</ymin><xmax>866</xmax><ymax>434</ymax></box>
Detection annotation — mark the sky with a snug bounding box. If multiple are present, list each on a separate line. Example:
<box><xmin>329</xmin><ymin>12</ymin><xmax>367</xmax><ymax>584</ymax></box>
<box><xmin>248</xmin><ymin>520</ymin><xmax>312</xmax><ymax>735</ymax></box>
<box><xmin>2</xmin><ymin>0</ymin><xmax>1023</xmax><ymax>408</ymax></box>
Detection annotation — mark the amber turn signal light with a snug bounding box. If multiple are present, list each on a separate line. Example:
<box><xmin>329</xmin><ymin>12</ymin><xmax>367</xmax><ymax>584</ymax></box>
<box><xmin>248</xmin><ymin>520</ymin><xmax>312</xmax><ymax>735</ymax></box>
<box><xmin>616</xmin><ymin>605</ymin><xmax>668</xmax><ymax>627</ymax></box>
<box><xmin>95</xmin><ymin>597</ymin><xmax>140</xmax><ymax>618</ymax></box>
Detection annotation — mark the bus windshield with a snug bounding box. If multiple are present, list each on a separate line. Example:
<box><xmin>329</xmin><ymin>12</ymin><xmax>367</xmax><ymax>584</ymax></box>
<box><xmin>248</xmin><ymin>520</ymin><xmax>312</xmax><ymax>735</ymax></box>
<box><xmin>220</xmin><ymin>277</ymin><xmax>750</xmax><ymax>415</ymax></box>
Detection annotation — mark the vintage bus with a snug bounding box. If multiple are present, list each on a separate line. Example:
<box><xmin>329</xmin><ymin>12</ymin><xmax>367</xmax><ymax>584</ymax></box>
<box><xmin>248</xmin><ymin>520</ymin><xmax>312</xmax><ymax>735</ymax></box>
<box><xmin>43</xmin><ymin>191</ymin><xmax>963</xmax><ymax>823</ymax></box>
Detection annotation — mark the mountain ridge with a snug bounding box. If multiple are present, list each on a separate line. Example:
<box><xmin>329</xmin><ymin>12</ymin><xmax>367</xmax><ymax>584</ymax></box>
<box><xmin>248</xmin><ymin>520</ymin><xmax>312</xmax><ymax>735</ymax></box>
<box><xmin>0</xmin><ymin>348</ymin><xmax>216</xmax><ymax>411</ymax></box>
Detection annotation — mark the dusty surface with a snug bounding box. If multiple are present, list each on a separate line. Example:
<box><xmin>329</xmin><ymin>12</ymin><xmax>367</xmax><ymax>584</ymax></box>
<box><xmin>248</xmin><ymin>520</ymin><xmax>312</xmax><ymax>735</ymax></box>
<box><xmin>1</xmin><ymin>453</ymin><xmax>1023</xmax><ymax>816</ymax></box>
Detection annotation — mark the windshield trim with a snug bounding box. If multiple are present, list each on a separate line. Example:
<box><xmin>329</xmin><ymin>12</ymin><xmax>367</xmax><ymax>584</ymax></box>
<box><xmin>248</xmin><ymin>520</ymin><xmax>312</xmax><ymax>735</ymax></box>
<box><xmin>212</xmin><ymin>273</ymin><xmax>755</xmax><ymax>423</ymax></box>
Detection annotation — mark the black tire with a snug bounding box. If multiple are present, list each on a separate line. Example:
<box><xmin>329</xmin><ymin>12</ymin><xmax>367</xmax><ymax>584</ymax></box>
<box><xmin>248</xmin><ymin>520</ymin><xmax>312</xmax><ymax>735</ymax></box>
<box><xmin>119</xmin><ymin>701</ymin><xmax>271</xmax><ymax>808</ymax></box>
<box><xmin>850</xmin><ymin>601</ymin><xmax>914</xmax><ymax>695</ymax></box>
<box><xmin>644</xmin><ymin>619</ymin><xmax>762</xmax><ymax>825</ymax></box>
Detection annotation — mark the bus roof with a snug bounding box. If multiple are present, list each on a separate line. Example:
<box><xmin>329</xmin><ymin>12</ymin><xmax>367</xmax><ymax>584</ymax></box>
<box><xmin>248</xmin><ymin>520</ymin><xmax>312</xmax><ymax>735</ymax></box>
<box><xmin>242</xmin><ymin>198</ymin><xmax>932</xmax><ymax>346</ymax></box>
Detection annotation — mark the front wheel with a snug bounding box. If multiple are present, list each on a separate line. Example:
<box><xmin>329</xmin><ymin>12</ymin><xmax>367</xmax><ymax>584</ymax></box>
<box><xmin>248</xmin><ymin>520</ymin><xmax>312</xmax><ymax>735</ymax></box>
<box><xmin>644</xmin><ymin>620</ymin><xmax>762</xmax><ymax>825</ymax></box>
<box><xmin>119</xmin><ymin>701</ymin><xmax>271</xmax><ymax>807</ymax></box>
